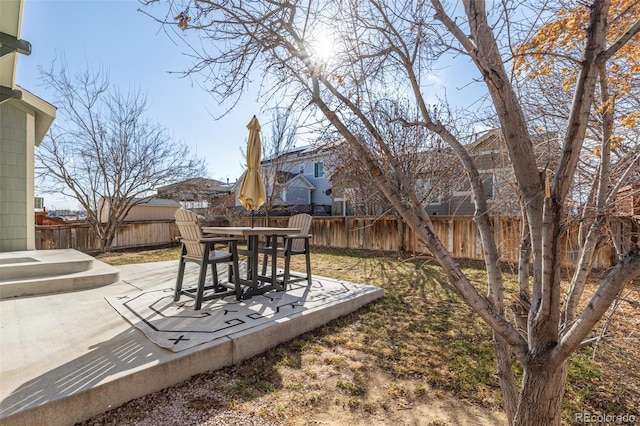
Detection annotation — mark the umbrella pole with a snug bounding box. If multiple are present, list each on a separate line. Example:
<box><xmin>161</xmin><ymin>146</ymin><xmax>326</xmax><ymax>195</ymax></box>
<box><xmin>251</xmin><ymin>210</ymin><xmax>255</xmax><ymax>228</ymax></box>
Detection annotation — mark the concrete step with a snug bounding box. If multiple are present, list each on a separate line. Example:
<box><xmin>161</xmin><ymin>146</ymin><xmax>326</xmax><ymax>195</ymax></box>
<box><xmin>0</xmin><ymin>256</ymin><xmax>93</xmax><ymax>281</ymax></box>
<box><xmin>0</xmin><ymin>250</ymin><xmax>120</xmax><ymax>299</ymax></box>
<box><xmin>1</xmin><ymin>249</ymin><xmax>94</xmax><ymax>279</ymax></box>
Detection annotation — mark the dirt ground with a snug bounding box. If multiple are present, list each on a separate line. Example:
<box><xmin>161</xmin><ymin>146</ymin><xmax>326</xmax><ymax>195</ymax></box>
<box><xmin>277</xmin><ymin>371</ymin><xmax>507</xmax><ymax>426</ymax></box>
<box><xmin>81</xmin><ymin>359</ymin><xmax>507</xmax><ymax>426</ymax></box>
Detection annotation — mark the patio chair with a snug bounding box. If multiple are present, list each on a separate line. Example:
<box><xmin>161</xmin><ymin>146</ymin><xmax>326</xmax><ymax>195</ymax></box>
<box><xmin>174</xmin><ymin>208</ymin><xmax>241</xmax><ymax>310</ymax></box>
<box><xmin>260</xmin><ymin>213</ymin><xmax>313</xmax><ymax>287</ymax></box>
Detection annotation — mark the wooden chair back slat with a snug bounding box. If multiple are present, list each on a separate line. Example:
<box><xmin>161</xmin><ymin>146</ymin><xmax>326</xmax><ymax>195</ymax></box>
<box><xmin>288</xmin><ymin>213</ymin><xmax>312</xmax><ymax>252</ymax></box>
<box><xmin>174</xmin><ymin>208</ymin><xmax>204</xmax><ymax>258</ymax></box>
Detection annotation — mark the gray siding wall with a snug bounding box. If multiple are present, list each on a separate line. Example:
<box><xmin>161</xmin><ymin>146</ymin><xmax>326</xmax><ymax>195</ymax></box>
<box><xmin>425</xmin><ymin>202</ymin><xmax>450</xmax><ymax>216</ymax></box>
<box><xmin>0</xmin><ymin>104</ymin><xmax>28</xmax><ymax>251</ymax></box>
<box><xmin>307</xmin><ymin>172</ymin><xmax>332</xmax><ymax>205</ymax></box>
<box><xmin>449</xmin><ymin>195</ymin><xmax>476</xmax><ymax>216</ymax></box>
<box><xmin>281</xmin><ymin>155</ymin><xmax>333</xmax><ymax>206</ymax></box>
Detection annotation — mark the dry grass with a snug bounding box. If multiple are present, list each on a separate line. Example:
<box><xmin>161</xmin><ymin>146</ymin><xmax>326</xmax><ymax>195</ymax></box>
<box><xmin>94</xmin><ymin>245</ymin><xmax>639</xmax><ymax>425</ymax></box>
<box><xmin>96</xmin><ymin>246</ymin><xmax>181</xmax><ymax>265</ymax></box>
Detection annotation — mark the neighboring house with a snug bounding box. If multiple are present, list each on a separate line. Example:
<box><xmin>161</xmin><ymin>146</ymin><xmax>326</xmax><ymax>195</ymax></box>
<box><xmin>97</xmin><ymin>197</ymin><xmax>181</xmax><ymax>223</ymax></box>
<box><xmin>328</xmin><ymin>155</ymin><xmax>391</xmax><ymax>217</ymax></box>
<box><xmin>611</xmin><ymin>184</ymin><xmax>640</xmax><ymax>254</ymax></box>
<box><xmin>260</xmin><ymin>169</ymin><xmax>315</xmax><ymax>207</ymax></box>
<box><xmin>423</xmin><ymin>129</ymin><xmax>560</xmax><ymax>216</ymax></box>
<box><xmin>329</xmin><ymin>130</ymin><xmax>560</xmax><ymax>218</ymax></box>
<box><xmin>328</xmin><ymin>138</ymin><xmax>459</xmax><ymax>217</ymax></box>
<box><xmin>0</xmin><ymin>0</ymin><xmax>57</xmax><ymax>251</ymax></box>
<box><xmin>35</xmin><ymin>213</ymin><xmax>66</xmax><ymax>226</ymax></box>
<box><xmin>233</xmin><ymin>145</ymin><xmax>336</xmax><ymax>216</ymax></box>
<box><xmin>156</xmin><ymin>177</ymin><xmax>235</xmax><ymax>215</ymax></box>
<box><xmin>614</xmin><ymin>184</ymin><xmax>640</xmax><ymax>218</ymax></box>
<box><xmin>47</xmin><ymin>209</ymin><xmax>83</xmax><ymax>221</ymax></box>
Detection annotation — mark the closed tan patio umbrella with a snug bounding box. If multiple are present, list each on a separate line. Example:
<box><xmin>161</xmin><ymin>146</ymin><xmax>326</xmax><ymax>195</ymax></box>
<box><xmin>238</xmin><ymin>115</ymin><xmax>266</xmax><ymax>226</ymax></box>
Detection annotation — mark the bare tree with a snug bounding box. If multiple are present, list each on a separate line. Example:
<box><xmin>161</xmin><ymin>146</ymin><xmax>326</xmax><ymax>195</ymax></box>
<box><xmin>143</xmin><ymin>1</ymin><xmax>640</xmax><ymax>424</ymax></box>
<box><xmin>515</xmin><ymin>2</ymin><xmax>640</xmax><ymax>361</ymax></box>
<box><xmin>36</xmin><ymin>62</ymin><xmax>206</xmax><ymax>252</ymax></box>
<box><xmin>260</xmin><ymin>106</ymin><xmax>299</xmax><ymax>220</ymax></box>
<box><xmin>328</xmin><ymin>142</ymin><xmax>393</xmax><ymax>216</ymax></box>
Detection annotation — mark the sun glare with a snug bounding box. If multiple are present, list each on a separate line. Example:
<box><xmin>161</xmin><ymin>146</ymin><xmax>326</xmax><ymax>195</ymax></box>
<box><xmin>311</xmin><ymin>32</ymin><xmax>335</xmax><ymax>63</ymax></box>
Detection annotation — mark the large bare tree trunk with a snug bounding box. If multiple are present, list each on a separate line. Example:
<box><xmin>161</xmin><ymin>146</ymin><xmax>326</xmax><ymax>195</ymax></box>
<box><xmin>494</xmin><ymin>335</ymin><xmax>519</xmax><ymax>422</ymax></box>
<box><xmin>515</xmin><ymin>361</ymin><xmax>568</xmax><ymax>426</ymax></box>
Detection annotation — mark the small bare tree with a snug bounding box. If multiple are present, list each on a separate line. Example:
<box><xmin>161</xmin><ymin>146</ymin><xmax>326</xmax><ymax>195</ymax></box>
<box><xmin>36</xmin><ymin>62</ymin><xmax>206</xmax><ymax>252</ymax></box>
<box><xmin>260</xmin><ymin>106</ymin><xmax>299</xmax><ymax>221</ymax></box>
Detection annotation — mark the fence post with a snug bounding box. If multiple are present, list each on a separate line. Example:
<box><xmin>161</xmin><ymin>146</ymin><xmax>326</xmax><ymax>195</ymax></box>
<box><xmin>71</xmin><ymin>227</ymin><xmax>77</xmax><ymax>250</ymax></box>
<box><xmin>397</xmin><ymin>216</ymin><xmax>405</xmax><ymax>254</ymax></box>
<box><xmin>345</xmin><ymin>216</ymin><xmax>350</xmax><ymax>249</ymax></box>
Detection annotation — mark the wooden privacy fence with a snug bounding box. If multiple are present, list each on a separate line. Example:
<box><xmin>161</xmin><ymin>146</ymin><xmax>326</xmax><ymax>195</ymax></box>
<box><xmin>36</xmin><ymin>216</ymin><xmax>636</xmax><ymax>268</ymax></box>
<box><xmin>35</xmin><ymin>220</ymin><xmax>181</xmax><ymax>253</ymax></box>
<box><xmin>244</xmin><ymin>216</ymin><xmax>523</xmax><ymax>261</ymax></box>
<box><xmin>243</xmin><ymin>215</ymin><xmax>634</xmax><ymax>269</ymax></box>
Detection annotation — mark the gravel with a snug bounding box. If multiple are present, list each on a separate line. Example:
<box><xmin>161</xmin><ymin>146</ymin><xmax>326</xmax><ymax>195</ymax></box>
<box><xmin>76</xmin><ymin>370</ymin><xmax>282</xmax><ymax>426</ymax></box>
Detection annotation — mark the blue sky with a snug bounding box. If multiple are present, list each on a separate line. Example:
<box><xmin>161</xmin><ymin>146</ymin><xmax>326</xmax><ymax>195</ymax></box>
<box><xmin>17</xmin><ymin>0</ymin><xmax>487</xmax><ymax>210</ymax></box>
<box><xmin>18</xmin><ymin>0</ymin><xmax>264</xmax><ymax>209</ymax></box>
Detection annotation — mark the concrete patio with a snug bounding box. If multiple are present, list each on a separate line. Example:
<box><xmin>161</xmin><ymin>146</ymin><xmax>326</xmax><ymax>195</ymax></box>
<box><xmin>0</xmin><ymin>251</ymin><xmax>383</xmax><ymax>426</ymax></box>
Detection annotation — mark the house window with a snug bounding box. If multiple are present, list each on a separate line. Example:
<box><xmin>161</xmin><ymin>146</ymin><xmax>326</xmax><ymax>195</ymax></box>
<box><xmin>481</xmin><ymin>173</ymin><xmax>494</xmax><ymax>198</ymax></box>
<box><xmin>314</xmin><ymin>162</ymin><xmax>324</xmax><ymax>178</ymax></box>
<box><xmin>34</xmin><ymin>197</ymin><xmax>44</xmax><ymax>210</ymax></box>
<box><xmin>299</xmin><ymin>164</ymin><xmax>305</xmax><ymax>174</ymax></box>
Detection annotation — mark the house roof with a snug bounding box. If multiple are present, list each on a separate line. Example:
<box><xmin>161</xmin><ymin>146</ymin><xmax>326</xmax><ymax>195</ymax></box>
<box><xmin>468</xmin><ymin>129</ymin><xmax>504</xmax><ymax>152</ymax></box>
<box><xmin>275</xmin><ymin>170</ymin><xmax>296</xmax><ymax>184</ymax></box>
<box><xmin>233</xmin><ymin>167</ymin><xmax>317</xmax><ymax>191</ymax></box>
<box><xmin>12</xmin><ymin>86</ymin><xmax>56</xmax><ymax>145</ymax></box>
<box><xmin>134</xmin><ymin>197</ymin><xmax>181</xmax><ymax>207</ymax></box>
<box><xmin>1</xmin><ymin>0</ymin><xmax>33</xmax><ymax>104</ymax></box>
<box><xmin>101</xmin><ymin>196</ymin><xmax>181</xmax><ymax>207</ymax></box>
<box><xmin>285</xmin><ymin>173</ymin><xmax>315</xmax><ymax>189</ymax></box>
<box><xmin>0</xmin><ymin>0</ymin><xmax>24</xmax><ymax>92</ymax></box>
<box><xmin>262</xmin><ymin>146</ymin><xmax>308</xmax><ymax>163</ymax></box>
<box><xmin>468</xmin><ymin>129</ymin><xmax>560</xmax><ymax>152</ymax></box>
<box><xmin>231</xmin><ymin>172</ymin><xmax>246</xmax><ymax>191</ymax></box>
<box><xmin>157</xmin><ymin>177</ymin><xmax>230</xmax><ymax>192</ymax></box>
<box><xmin>261</xmin><ymin>144</ymin><xmax>337</xmax><ymax>164</ymax></box>
<box><xmin>1</xmin><ymin>0</ymin><xmax>56</xmax><ymax>142</ymax></box>
<box><xmin>36</xmin><ymin>215</ymin><xmax>67</xmax><ymax>226</ymax></box>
